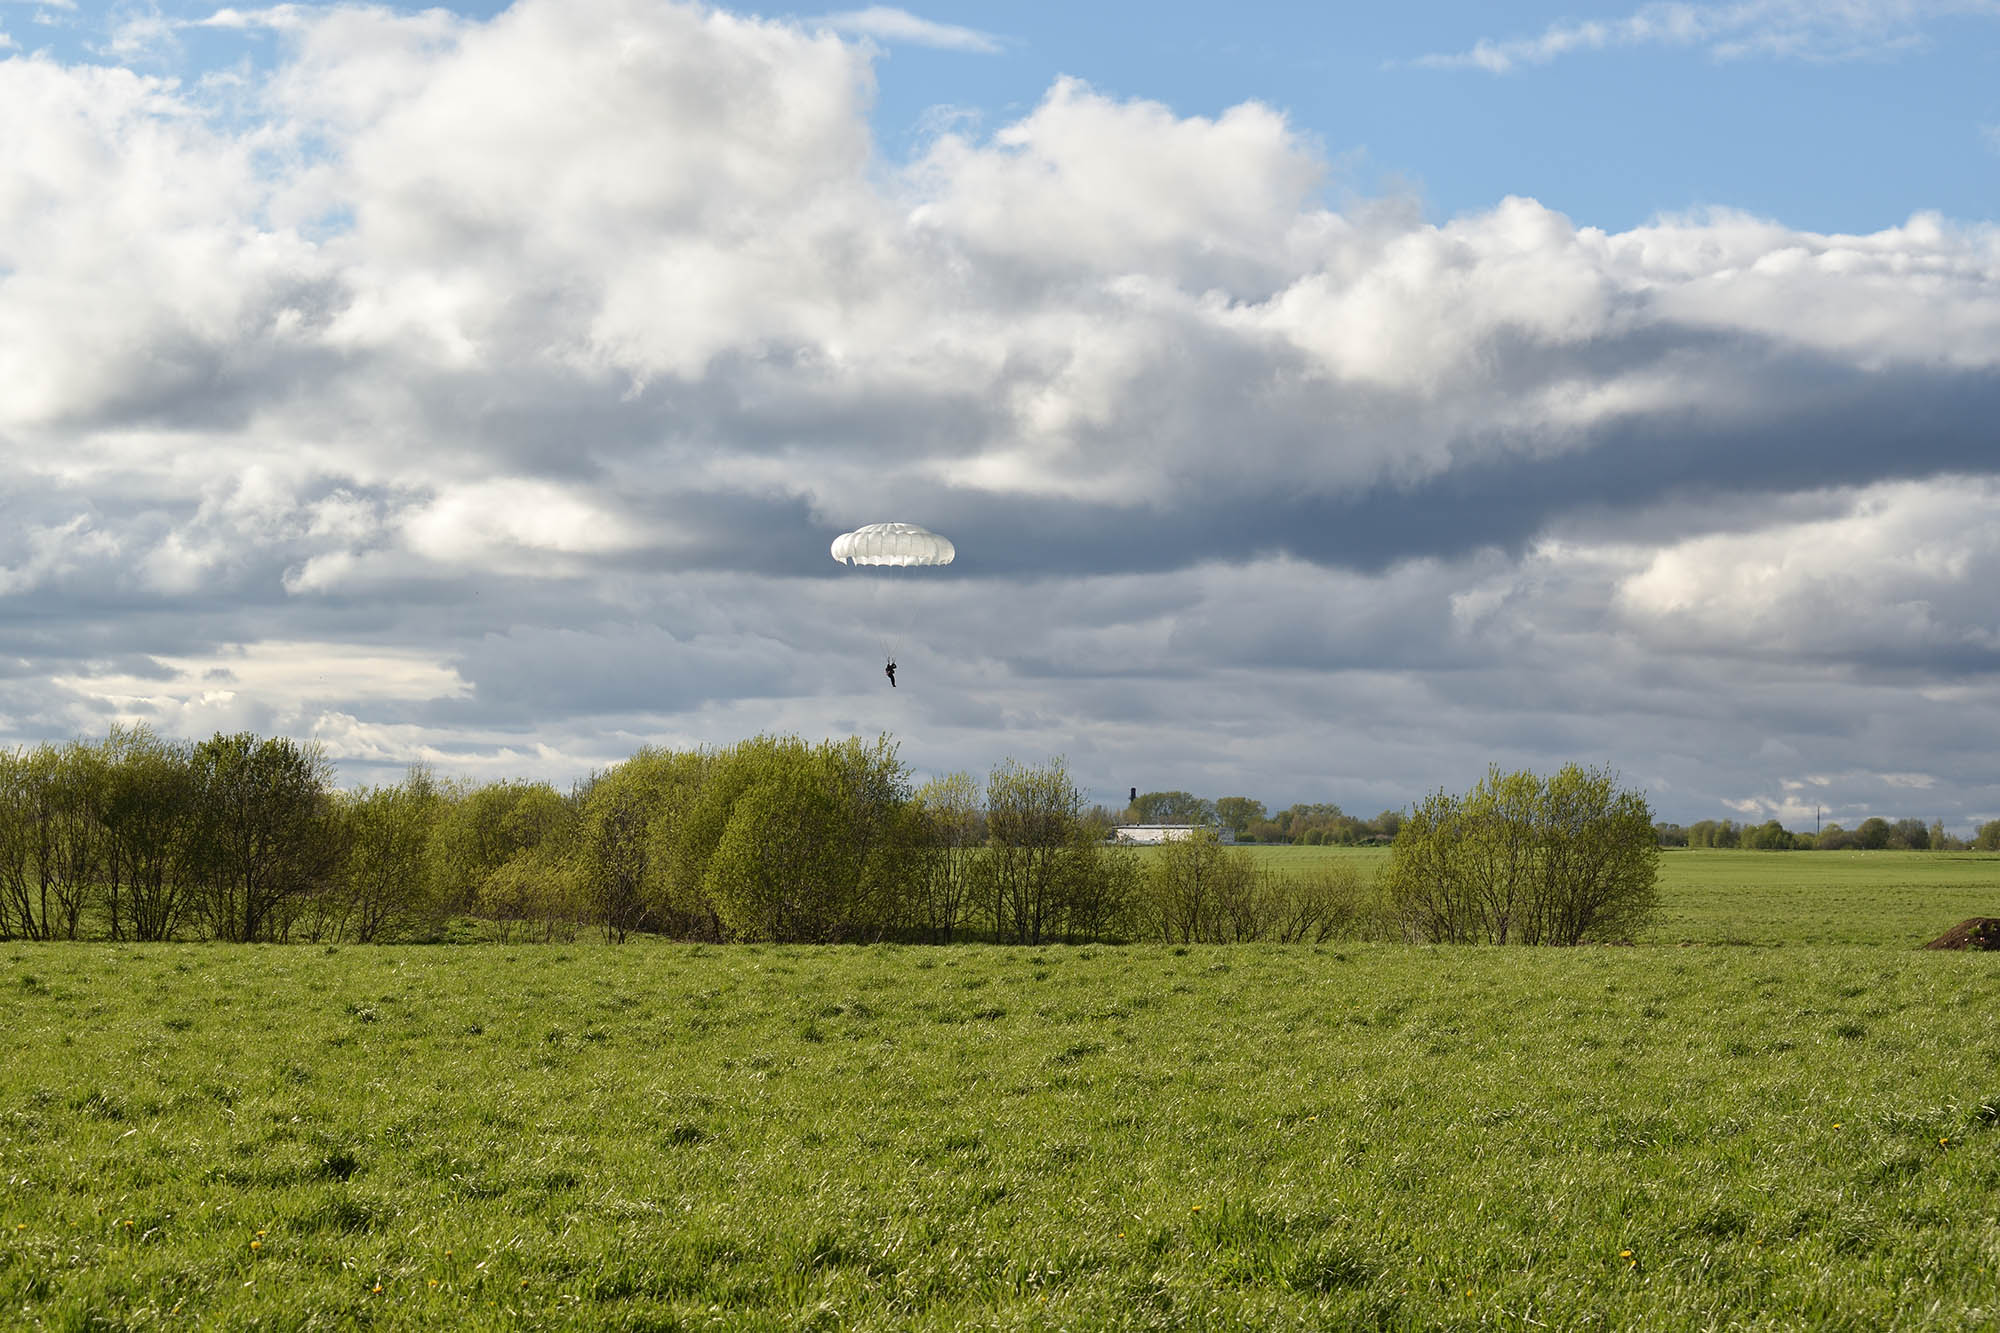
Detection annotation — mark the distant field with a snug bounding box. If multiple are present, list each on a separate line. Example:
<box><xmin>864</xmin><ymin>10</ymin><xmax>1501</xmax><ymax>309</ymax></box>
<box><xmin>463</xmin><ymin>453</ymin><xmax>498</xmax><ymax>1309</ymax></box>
<box><xmin>1220</xmin><ymin>844</ymin><xmax>2000</xmax><ymax>948</ymax></box>
<box><xmin>5</xmin><ymin>942</ymin><xmax>2000</xmax><ymax>1329</ymax></box>
<box><xmin>1644</xmin><ymin>850</ymin><xmax>2000</xmax><ymax>947</ymax></box>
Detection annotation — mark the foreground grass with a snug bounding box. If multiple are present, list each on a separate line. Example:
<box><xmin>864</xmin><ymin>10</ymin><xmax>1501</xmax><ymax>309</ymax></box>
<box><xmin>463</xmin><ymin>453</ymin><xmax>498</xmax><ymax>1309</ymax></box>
<box><xmin>5</xmin><ymin>942</ymin><xmax>2000</xmax><ymax>1329</ymax></box>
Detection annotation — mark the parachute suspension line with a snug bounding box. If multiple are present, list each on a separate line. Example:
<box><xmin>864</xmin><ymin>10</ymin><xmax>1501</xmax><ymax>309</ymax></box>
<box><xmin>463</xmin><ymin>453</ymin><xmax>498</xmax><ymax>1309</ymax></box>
<box><xmin>830</xmin><ymin>522</ymin><xmax>956</xmax><ymax>683</ymax></box>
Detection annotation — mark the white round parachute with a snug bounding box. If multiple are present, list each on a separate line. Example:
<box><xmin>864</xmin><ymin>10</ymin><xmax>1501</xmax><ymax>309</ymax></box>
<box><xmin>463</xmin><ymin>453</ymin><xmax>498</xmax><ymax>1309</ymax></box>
<box><xmin>830</xmin><ymin>522</ymin><xmax>956</xmax><ymax>568</ymax></box>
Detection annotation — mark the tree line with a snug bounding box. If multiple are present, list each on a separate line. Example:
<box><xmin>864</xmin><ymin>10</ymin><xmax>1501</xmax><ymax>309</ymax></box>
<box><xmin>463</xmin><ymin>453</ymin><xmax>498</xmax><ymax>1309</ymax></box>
<box><xmin>1654</xmin><ymin>816</ymin><xmax>1993</xmax><ymax>851</ymax></box>
<box><xmin>0</xmin><ymin>727</ymin><xmax>1374</xmax><ymax>947</ymax></box>
<box><xmin>1140</xmin><ymin>789</ymin><xmax>1997</xmax><ymax>854</ymax></box>
<box><xmin>1115</xmin><ymin>791</ymin><xmax>1405</xmax><ymax>845</ymax></box>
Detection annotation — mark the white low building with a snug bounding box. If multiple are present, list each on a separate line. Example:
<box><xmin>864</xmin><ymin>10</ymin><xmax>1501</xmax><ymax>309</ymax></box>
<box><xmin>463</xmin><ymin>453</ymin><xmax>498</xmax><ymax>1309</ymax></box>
<box><xmin>1113</xmin><ymin>824</ymin><xmax>1235</xmax><ymax>845</ymax></box>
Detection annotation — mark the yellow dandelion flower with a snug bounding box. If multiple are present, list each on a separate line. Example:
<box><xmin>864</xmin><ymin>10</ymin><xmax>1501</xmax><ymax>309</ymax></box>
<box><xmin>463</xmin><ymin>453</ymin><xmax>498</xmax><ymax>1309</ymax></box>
<box><xmin>249</xmin><ymin>1241</ymin><xmax>261</xmax><ymax>1251</ymax></box>
<box><xmin>256</xmin><ymin>1230</ymin><xmax>267</xmax><ymax>1237</ymax></box>
<box><xmin>1190</xmin><ymin>1205</ymin><xmax>1202</xmax><ymax>1213</ymax></box>
<box><xmin>1832</xmin><ymin>1122</ymin><xmax>1841</xmax><ymax>1129</ymax></box>
<box><xmin>429</xmin><ymin>1279</ymin><xmax>439</xmax><ymax>1288</ymax></box>
<box><xmin>371</xmin><ymin>1284</ymin><xmax>383</xmax><ymax>1294</ymax></box>
<box><xmin>1620</xmin><ymin>1250</ymin><xmax>1632</xmax><ymax>1258</ymax></box>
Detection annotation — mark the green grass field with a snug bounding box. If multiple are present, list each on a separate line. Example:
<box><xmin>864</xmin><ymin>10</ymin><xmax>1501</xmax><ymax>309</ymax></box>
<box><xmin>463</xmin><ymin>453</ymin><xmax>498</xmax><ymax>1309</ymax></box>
<box><xmin>1644</xmin><ymin>850</ymin><xmax>2000</xmax><ymax>947</ymax></box>
<box><xmin>5</xmin><ymin>850</ymin><xmax>1999</xmax><ymax>1329</ymax></box>
<box><xmin>6</xmin><ymin>933</ymin><xmax>2000</xmax><ymax>1329</ymax></box>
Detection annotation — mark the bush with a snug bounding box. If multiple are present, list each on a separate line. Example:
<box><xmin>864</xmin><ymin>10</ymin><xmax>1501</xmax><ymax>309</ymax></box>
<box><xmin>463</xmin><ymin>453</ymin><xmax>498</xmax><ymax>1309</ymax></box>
<box><xmin>1131</xmin><ymin>831</ymin><xmax>1377</xmax><ymax>944</ymax></box>
<box><xmin>1384</xmin><ymin>764</ymin><xmax>1659</xmax><ymax>945</ymax></box>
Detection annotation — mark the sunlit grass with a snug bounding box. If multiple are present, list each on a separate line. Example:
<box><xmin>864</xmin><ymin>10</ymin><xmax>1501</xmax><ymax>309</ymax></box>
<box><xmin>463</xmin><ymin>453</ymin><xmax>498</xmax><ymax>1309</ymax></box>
<box><xmin>5</xmin><ymin>942</ymin><xmax>2000</xmax><ymax>1328</ymax></box>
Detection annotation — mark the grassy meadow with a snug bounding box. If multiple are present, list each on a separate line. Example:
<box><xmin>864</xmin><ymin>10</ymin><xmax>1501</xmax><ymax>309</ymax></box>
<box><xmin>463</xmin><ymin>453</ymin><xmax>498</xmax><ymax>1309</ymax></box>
<box><xmin>4</xmin><ymin>850</ymin><xmax>1999</xmax><ymax>1329</ymax></box>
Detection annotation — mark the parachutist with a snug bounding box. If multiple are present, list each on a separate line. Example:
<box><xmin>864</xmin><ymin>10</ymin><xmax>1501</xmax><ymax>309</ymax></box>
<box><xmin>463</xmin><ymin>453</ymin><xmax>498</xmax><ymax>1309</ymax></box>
<box><xmin>830</xmin><ymin>525</ymin><xmax>953</xmax><ymax>690</ymax></box>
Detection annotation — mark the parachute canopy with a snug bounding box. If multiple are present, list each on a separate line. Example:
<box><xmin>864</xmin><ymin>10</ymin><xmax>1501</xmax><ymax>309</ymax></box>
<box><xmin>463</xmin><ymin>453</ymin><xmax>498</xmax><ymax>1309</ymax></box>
<box><xmin>831</xmin><ymin>522</ymin><xmax>955</xmax><ymax>568</ymax></box>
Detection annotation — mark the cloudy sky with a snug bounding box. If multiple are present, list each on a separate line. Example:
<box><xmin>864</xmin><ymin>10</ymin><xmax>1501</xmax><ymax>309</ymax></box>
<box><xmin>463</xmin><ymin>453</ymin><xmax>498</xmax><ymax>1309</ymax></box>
<box><xmin>3</xmin><ymin>0</ymin><xmax>1998</xmax><ymax>827</ymax></box>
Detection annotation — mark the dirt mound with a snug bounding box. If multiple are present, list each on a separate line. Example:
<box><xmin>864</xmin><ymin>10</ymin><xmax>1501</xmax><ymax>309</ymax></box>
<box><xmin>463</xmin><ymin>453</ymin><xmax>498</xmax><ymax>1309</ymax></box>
<box><xmin>1923</xmin><ymin>918</ymin><xmax>2000</xmax><ymax>950</ymax></box>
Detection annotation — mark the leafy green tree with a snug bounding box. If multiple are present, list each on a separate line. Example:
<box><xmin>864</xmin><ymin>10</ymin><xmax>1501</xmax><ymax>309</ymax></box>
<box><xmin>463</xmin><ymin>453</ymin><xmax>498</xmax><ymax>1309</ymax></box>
<box><xmin>1275</xmin><ymin>803</ymin><xmax>1340</xmax><ymax>842</ymax></box>
<box><xmin>1686</xmin><ymin>819</ymin><xmax>1744</xmax><ymax>849</ymax></box>
<box><xmin>668</xmin><ymin>739</ymin><xmax>790</xmax><ymax>931</ymax></box>
<box><xmin>477</xmin><ymin>806</ymin><xmax>584</xmax><ymax>943</ymax></box>
<box><xmin>1268</xmin><ymin>865</ymin><xmax>1375</xmax><ymax>943</ymax></box>
<box><xmin>702</xmin><ymin>751</ymin><xmax>859</xmax><ymax>942</ymax></box>
<box><xmin>1214</xmin><ymin>797</ymin><xmax>1267</xmax><ymax>837</ymax></box>
<box><xmin>427</xmin><ymin>779</ymin><xmax>568</xmax><ymax>915</ymax></box>
<box><xmin>42</xmin><ymin>740</ymin><xmax>110</xmax><ymax>941</ymax></box>
<box><xmin>0</xmin><ymin>740</ymin><xmax>116</xmax><ymax>942</ymax></box>
<box><xmin>1526</xmin><ymin>764</ymin><xmax>1660</xmax><ymax>946</ymax></box>
<box><xmin>575</xmin><ymin>750</ymin><xmax>677</xmax><ymax>941</ymax></box>
<box><xmin>1134</xmin><ymin>829</ymin><xmax>1372</xmax><ymax>943</ymax></box>
<box><xmin>188</xmin><ymin>733</ymin><xmax>342</xmax><ymax>942</ymax></box>
<box><xmin>1740</xmin><ymin>819</ymin><xmax>1798</xmax><ymax>850</ymax></box>
<box><xmin>1127</xmin><ymin>790</ymin><xmax>1216</xmax><ymax>825</ymax></box>
<box><xmin>1854</xmin><ymin>817</ymin><xmax>1892</xmax><ymax>850</ymax></box>
<box><xmin>1975</xmin><ymin>820</ymin><xmax>2000</xmax><ymax>852</ymax></box>
<box><xmin>912</xmin><ymin>772</ymin><xmax>983</xmax><ymax>942</ymax></box>
<box><xmin>819</xmin><ymin>735</ymin><xmax>917</xmax><ymax>935</ymax></box>
<box><xmin>100</xmin><ymin>727</ymin><xmax>197</xmax><ymax>941</ymax></box>
<box><xmin>0</xmin><ymin>747</ymin><xmax>45</xmax><ymax>940</ymax></box>
<box><xmin>1381</xmin><ymin>785</ymin><xmax>1480</xmax><ymax>942</ymax></box>
<box><xmin>0</xmin><ymin>742</ymin><xmax>106</xmax><ymax>941</ymax></box>
<box><xmin>1066</xmin><ymin>842</ymin><xmax>1139</xmax><ymax>942</ymax></box>
<box><xmin>339</xmin><ymin>766</ymin><xmax>445</xmax><ymax>942</ymax></box>
<box><xmin>988</xmin><ymin>757</ymin><xmax>1103</xmax><ymax>944</ymax></box>
<box><xmin>1140</xmin><ymin>828</ymin><xmax>1246</xmax><ymax>943</ymax></box>
<box><xmin>662</xmin><ymin>735</ymin><xmax>915</xmax><ymax>943</ymax></box>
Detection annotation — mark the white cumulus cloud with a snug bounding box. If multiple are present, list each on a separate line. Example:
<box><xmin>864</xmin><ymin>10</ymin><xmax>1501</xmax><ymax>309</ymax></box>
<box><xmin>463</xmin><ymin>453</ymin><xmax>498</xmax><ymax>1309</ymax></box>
<box><xmin>1</xmin><ymin>0</ymin><xmax>1998</xmax><ymax>825</ymax></box>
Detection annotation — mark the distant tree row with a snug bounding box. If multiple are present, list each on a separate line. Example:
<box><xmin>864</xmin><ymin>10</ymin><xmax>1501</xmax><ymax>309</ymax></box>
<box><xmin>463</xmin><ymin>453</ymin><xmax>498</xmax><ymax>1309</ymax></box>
<box><xmin>1653</xmin><ymin>816</ymin><xmax>1980</xmax><ymax>851</ymax></box>
<box><xmin>0</xmin><ymin>728</ymin><xmax>1372</xmax><ymax>947</ymax></box>
<box><xmin>1118</xmin><ymin>792</ymin><xmax>1404</xmax><ymax>845</ymax></box>
<box><xmin>1139</xmin><ymin>794</ymin><xmax>1999</xmax><ymax>855</ymax></box>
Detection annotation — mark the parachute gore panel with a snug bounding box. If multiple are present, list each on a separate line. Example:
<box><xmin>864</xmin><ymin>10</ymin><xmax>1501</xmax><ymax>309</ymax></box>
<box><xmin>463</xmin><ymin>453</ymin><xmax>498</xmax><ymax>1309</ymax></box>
<box><xmin>830</xmin><ymin>523</ymin><xmax>956</xmax><ymax>567</ymax></box>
